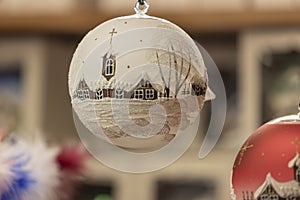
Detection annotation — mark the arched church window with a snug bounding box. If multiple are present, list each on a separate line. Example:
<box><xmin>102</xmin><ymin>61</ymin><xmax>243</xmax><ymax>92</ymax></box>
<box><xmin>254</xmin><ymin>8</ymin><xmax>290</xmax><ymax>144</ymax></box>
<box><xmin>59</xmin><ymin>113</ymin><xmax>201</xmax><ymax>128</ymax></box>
<box><xmin>105</xmin><ymin>58</ymin><xmax>114</xmax><ymax>76</ymax></box>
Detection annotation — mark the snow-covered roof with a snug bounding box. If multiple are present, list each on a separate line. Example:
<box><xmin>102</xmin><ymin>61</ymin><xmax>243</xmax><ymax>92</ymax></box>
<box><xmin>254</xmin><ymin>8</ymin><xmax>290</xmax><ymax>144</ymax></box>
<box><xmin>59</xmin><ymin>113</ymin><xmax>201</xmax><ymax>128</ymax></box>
<box><xmin>77</xmin><ymin>77</ymin><xmax>89</xmax><ymax>89</ymax></box>
<box><xmin>289</xmin><ymin>152</ymin><xmax>300</xmax><ymax>168</ymax></box>
<box><xmin>118</xmin><ymin>72</ymin><xmax>164</xmax><ymax>93</ymax></box>
<box><xmin>94</xmin><ymin>77</ymin><xmax>116</xmax><ymax>90</ymax></box>
<box><xmin>254</xmin><ymin>173</ymin><xmax>300</xmax><ymax>199</ymax></box>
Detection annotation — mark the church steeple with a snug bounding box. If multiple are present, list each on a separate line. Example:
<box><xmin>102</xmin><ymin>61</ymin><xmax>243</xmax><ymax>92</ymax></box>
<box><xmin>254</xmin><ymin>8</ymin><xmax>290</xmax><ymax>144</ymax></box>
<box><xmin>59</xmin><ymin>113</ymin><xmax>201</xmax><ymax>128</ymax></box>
<box><xmin>102</xmin><ymin>28</ymin><xmax>117</xmax><ymax>81</ymax></box>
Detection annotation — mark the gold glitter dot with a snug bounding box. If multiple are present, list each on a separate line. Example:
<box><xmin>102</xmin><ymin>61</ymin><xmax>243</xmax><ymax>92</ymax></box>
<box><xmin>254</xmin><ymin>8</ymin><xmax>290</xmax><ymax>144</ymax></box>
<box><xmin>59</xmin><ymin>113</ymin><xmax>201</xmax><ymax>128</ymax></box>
<box><xmin>261</xmin><ymin>152</ymin><xmax>265</xmax><ymax>156</ymax></box>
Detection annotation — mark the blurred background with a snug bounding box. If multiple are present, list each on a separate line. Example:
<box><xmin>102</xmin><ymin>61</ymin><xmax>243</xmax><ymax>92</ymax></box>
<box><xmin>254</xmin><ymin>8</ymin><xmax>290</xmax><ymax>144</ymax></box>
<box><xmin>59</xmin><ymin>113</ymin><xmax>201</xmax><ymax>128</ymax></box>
<box><xmin>0</xmin><ymin>0</ymin><xmax>299</xmax><ymax>199</ymax></box>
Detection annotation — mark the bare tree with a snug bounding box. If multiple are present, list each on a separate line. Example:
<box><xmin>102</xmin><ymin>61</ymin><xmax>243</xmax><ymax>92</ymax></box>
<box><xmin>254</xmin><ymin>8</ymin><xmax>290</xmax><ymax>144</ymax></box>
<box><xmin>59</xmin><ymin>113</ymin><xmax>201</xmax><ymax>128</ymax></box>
<box><xmin>170</xmin><ymin>45</ymin><xmax>191</xmax><ymax>98</ymax></box>
<box><xmin>156</xmin><ymin>51</ymin><xmax>170</xmax><ymax>98</ymax></box>
<box><xmin>156</xmin><ymin>46</ymin><xmax>192</xmax><ymax>98</ymax></box>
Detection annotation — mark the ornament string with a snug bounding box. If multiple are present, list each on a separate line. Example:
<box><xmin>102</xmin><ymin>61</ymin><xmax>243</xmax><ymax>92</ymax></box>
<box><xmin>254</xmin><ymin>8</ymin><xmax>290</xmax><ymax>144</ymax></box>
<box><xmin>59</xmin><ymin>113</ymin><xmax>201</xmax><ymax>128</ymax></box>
<box><xmin>138</xmin><ymin>0</ymin><xmax>146</xmax><ymax>5</ymax></box>
<box><xmin>134</xmin><ymin>0</ymin><xmax>149</xmax><ymax>14</ymax></box>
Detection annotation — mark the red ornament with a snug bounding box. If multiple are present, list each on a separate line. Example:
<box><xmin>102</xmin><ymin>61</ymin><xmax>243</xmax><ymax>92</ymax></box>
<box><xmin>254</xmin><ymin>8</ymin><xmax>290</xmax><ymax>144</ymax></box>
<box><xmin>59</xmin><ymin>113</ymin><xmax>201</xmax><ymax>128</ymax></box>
<box><xmin>231</xmin><ymin>115</ymin><xmax>300</xmax><ymax>200</ymax></box>
<box><xmin>56</xmin><ymin>144</ymin><xmax>88</xmax><ymax>172</ymax></box>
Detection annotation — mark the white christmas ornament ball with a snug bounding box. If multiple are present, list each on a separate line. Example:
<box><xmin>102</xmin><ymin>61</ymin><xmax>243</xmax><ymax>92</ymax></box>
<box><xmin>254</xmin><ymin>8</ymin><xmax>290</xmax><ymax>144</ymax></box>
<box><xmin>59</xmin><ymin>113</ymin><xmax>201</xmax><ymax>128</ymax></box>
<box><xmin>68</xmin><ymin>13</ymin><xmax>213</xmax><ymax>152</ymax></box>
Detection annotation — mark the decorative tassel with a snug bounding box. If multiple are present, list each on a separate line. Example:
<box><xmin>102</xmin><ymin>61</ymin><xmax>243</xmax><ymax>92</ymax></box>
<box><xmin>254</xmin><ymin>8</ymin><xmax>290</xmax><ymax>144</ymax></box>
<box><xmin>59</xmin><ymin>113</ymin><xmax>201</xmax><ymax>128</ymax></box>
<box><xmin>21</xmin><ymin>139</ymin><xmax>60</xmax><ymax>200</ymax></box>
<box><xmin>1</xmin><ymin>137</ymin><xmax>88</xmax><ymax>200</ymax></box>
<box><xmin>0</xmin><ymin>139</ymin><xmax>36</xmax><ymax>200</ymax></box>
<box><xmin>1</xmin><ymin>154</ymin><xmax>35</xmax><ymax>200</ymax></box>
<box><xmin>56</xmin><ymin>144</ymin><xmax>88</xmax><ymax>172</ymax></box>
<box><xmin>56</xmin><ymin>144</ymin><xmax>88</xmax><ymax>200</ymax></box>
<box><xmin>0</xmin><ymin>138</ymin><xmax>60</xmax><ymax>200</ymax></box>
<box><xmin>0</xmin><ymin>143</ymin><xmax>14</xmax><ymax>196</ymax></box>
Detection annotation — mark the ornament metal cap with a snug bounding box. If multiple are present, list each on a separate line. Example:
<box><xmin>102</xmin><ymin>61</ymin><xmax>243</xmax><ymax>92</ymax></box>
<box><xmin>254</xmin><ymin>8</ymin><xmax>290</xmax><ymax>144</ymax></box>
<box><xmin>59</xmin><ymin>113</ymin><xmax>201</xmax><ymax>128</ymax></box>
<box><xmin>134</xmin><ymin>0</ymin><xmax>149</xmax><ymax>15</ymax></box>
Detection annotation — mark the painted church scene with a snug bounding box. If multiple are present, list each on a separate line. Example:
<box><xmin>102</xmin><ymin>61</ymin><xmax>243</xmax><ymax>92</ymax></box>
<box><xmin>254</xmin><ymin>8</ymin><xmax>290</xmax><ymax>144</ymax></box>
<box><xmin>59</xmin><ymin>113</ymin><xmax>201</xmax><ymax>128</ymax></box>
<box><xmin>241</xmin><ymin>150</ymin><xmax>300</xmax><ymax>200</ymax></box>
<box><xmin>73</xmin><ymin>72</ymin><xmax>206</xmax><ymax>102</ymax></box>
<box><xmin>71</xmin><ymin>28</ymin><xmax>208</xmax><ymax>151</ymax></box>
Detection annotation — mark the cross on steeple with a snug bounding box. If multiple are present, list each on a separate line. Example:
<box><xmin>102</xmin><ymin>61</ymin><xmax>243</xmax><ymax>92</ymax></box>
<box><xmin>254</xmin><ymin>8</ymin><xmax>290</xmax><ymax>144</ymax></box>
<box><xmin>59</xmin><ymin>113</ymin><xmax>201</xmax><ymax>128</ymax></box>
<box><xmin>292</xmin><ymin>137</ymin><xmax>300</xmax><ymax>154</ymax></box>
<box><xmin>109</xmin><ymin>28</ymin><xmax>118</xmax><ymax>44</ymax></box>
<box><xmin>238</xmin><ymin>141</ymin><xmax>254</xmax><ymax>165</ymax></box>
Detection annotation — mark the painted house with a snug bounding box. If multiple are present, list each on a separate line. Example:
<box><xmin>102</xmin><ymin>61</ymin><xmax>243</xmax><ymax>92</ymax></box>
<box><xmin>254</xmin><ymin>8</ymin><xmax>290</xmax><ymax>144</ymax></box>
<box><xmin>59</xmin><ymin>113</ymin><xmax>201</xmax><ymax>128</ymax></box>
<box><xmin>74</xmin><ymin>72</ymin><xmax>161</xmax><ymax>101</ymax></box>
<box><xmin>112</xmin><ymin>72</ymin><xmax>161</xmax><ymax>100</ymax></box>
<box><xmin>74</xmin><ymin>78</ymin><xmax>91</xmax><ymax>100</ymax></box>
<box><xmin>129</xmin><ymin>74</ymin><xmax>159</xmax><ymax>100</ymax></box>
<box><xmin>191</xmin><ymin>75</ymin><xmax>207</xmax><ymax>96</ymax></box>
<box><xmin>254</xmin><ymin>152</ymin><xmax>300</xmax><ymax>200</ymax></box>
